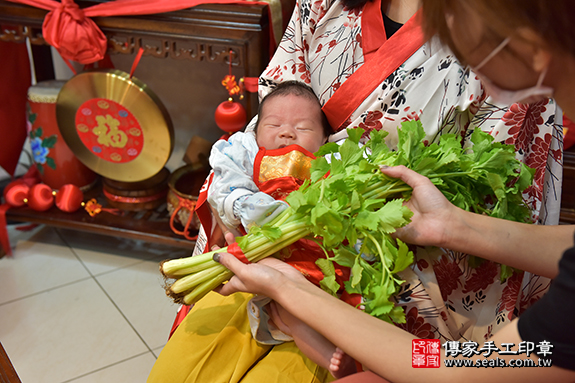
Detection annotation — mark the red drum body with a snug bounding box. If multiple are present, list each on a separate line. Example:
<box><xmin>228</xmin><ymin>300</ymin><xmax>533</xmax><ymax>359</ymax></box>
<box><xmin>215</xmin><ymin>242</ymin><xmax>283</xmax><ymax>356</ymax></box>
<box><xmin>27</xmin><ymin>80</ymin><xmax>97</xmax><ymax>190</ymax></box>
<box><xmin>103</xmin><ymin>168</ymin><xmax>170</xmax><ymax>211</ymax></box>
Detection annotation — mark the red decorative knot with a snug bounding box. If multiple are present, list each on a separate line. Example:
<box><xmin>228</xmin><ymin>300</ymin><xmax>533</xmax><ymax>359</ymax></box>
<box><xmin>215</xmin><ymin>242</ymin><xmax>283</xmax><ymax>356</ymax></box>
<box><xmin>215</xmin><ymin>50</ymin><xmax>248</xmax><ymax>134</ymax></box>
<box><xmin>60</xmin><ymin>0</ymin><xmax>85</xmax><ymax>22</ymax></box>
<box><xmin>84</xmin><ymin>199</ymin><xmax>102</xmax><ymax>217</ymax></box>
<box><xmin>43</xmin><ymin>0</ymin><xmax>107</xmax><ymax>64</ymax></box>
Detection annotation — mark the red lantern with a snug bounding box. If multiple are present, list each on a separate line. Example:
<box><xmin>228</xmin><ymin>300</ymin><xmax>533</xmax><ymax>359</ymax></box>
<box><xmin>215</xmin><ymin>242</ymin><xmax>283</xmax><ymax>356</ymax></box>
<box><xmin>55</xmin><ymin>184</ymin><xmax>84</xmax><ymax>213</ymax></box>
<box><xmin>215</xmin><ymin>100</ymin><xmax>247</xmax><ymax>133</ymax></box>
<box><xmin>4</xmin><ymin>183</ymin><xmax>30</xmax><ymax>207</ymax></box>
<box><xmin>215</xmin><ymin>50</ymin><xmax>253</xmax><ymax>135</ymax></box>
<box><xmin>27</xmin><ymin>184</ymin><xmax>55</xmax><ymax>212</ymax></box>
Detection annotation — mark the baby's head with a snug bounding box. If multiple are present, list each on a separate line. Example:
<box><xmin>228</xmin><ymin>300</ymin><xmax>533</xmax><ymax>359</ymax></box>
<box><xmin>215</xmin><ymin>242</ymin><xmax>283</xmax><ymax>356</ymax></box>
<box><xmin>254</xmin><ymin>81</ymin><xmax>332</xmax><ymax>153</ymax></box>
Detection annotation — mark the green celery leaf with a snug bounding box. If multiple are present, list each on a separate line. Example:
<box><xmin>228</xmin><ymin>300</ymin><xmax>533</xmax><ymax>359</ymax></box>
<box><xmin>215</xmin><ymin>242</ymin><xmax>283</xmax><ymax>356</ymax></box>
<box><xmin>339</xmin><ymin>139</ymin><xmax>364</xmax><ymax>167</ymax></box>
<box><xmin>316</xmin><ymin>258</ymin><xmax>340</xmax><ymax>296</ymax></box>
<box><xmin>354</xmin><ymin>211</ymin><xmax>380</xmax><ymax>231</ymax></box>
<box><xmin>310</xmin><ymin>157</ymin><xmax>331</xmax><ymax>183</ymax></box>
<box><xmin>285</xmin><ymin>190</ymin><xmax>306</xmax><ymax>213</ymax></box>
<box><xmin>344</xmin><ymin>279</ymin><xmax>362</xmax><ymax>295</ymax></box>
<box><xmin>387</xmin><ymin>306</ymin><xmax>407</xmax><ymax>324</ymax></box>
<box><xmin>499</xmin><ymin>264</ymin><xmax>515</xmax><ymax>283</ymax></box>
<box><xmin>346</xmin><ymin>127</ymin><xmax>364</xmax><ymax>144</ymax></box>
<box><xmin>247</xmin><ymin>225</ymin><xmax>282</xmax><ymax>242</ymax></box>
<box><xmin>315</xmin><ymin>142</ymin><xmax>341</xmax><ymax>157</ymax></box>
<box><xmin>374</xmin><ymin>199</ymin><xmax>413</xmax><ymax>233</ymax></box>
<box><xmin>350</xmin><ymin>190</ymin><xmax>362</xmax><ymax>212</ymax></box>
<box><xmin>350</xmin><ymin>257</ymin><xmax>364</xmax><ymax>288</ymax></box>
<box><xmin>390</xmin><ymin>239</ymin><xmax>414</xmax><ymax>274</ymax></box>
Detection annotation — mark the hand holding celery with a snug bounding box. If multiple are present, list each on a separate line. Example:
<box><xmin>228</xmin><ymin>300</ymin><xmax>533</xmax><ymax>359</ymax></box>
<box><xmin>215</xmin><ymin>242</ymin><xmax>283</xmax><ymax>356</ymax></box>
<box><xmin>160</xmin><ymin>121</ymin><xmax>533</xmax><ymax>324</ymax></box>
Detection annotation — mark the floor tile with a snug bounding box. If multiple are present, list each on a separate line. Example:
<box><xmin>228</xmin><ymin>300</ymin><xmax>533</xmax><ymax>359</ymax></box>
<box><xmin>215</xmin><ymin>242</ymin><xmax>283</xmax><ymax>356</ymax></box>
<box><xmin>58</xmin><ymin>228</ymin><xmax>190</xmax><ymax>276</ymax></box>
<box><xmin>63</xmin><ymin>352</ymin><xmax>157</xmax><ymax>383</ymax></box>
<box><xmin>0</xmin><ymin>278</ymin><xmax>149</xmax><ymax>383</ymax></box>
<box><xmin>152</xmin><ymin>345</ymin><xmax>164</xmax><ymax>359</ymax></box>
<box><xmin>5</xmin><ymin>222</ymin><xmax>45</xmax><ymax>248</ymax></box>
<box><xmin>96</xmin><ymin>259</ymin><xmax>179</xmax><ymax>350</ymax></box>
<box><xmin>0</xmin><ymin>226</ymin><xmax>91</xmax><ymax>304</ymax></box>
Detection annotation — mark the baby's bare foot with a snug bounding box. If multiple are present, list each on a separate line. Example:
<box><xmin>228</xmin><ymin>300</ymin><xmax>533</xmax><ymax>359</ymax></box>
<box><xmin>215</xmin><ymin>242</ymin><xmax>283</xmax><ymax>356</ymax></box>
<box><xmin>329</xmin><ymin>347</ymin><xmax>357</xmax><ymax>379</ymax></box>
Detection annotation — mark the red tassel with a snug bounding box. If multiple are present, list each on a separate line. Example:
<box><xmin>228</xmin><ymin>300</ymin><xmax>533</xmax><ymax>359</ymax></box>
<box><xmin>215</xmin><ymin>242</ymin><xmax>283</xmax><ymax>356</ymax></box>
<box><xmin>0</xmin><ymin>204</ymin><xmax>12</xmax><ymax>256</ymax></box>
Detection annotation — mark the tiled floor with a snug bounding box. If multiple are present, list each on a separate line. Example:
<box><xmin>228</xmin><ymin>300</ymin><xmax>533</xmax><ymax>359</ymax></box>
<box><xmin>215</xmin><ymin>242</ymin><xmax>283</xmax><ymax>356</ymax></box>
<box><xmin>0</xmin><ymin>223</ymin><xmax>191</xmax><ymax>383</ymax></box>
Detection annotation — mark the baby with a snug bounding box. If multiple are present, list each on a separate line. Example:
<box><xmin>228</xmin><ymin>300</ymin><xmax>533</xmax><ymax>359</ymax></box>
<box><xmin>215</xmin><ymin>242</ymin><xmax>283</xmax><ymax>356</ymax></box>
<box><xmin>207</xmin><ymin>81</ymin><xmax>356</xmax><ymax>378</ymax></box>
<box><xmin>208</xmin><ymin>80</ymin><xmax>330</xmax><ymax>232</ymax></box>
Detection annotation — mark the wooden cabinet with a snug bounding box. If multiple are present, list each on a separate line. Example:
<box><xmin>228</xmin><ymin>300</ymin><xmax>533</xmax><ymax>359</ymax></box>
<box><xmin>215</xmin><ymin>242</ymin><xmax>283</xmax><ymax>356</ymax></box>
<box><xmin>0</xmin><ymin>0</ymin><xmax>295</xmax><ymax>248</ymax></box>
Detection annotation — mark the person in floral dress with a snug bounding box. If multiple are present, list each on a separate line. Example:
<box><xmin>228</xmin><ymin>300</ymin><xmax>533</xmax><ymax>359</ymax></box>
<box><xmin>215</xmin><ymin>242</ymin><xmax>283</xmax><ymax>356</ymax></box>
<box><xmin>254</xmin><ymin>0</ymin><xmax>562</xmax><ymax>343</ymax></box>
<box><xmin>149</xmin><ymin>0</ymin><xmax>563</xmax><ymax>381</ymax></box>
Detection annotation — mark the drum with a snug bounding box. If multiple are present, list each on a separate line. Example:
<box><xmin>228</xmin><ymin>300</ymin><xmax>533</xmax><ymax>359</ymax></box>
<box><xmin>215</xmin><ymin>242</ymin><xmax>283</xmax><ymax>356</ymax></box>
<box><xmin>27</xmin><ymin>80</ymin><xmax>97</xmax><ymax>190</ymax></box>
<box><xmin>102</xmin><ymin>167</ymin><xmax>170</xmax><ymax>211</ymax></box>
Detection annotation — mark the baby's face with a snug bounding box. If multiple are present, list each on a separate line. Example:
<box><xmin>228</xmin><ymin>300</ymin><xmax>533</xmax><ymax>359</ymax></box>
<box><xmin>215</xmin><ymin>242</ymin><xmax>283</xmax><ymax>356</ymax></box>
<box><xmin>256</xmin><ymin>94</ymin><xmax>326</xmax><ymax>153</ymax></box>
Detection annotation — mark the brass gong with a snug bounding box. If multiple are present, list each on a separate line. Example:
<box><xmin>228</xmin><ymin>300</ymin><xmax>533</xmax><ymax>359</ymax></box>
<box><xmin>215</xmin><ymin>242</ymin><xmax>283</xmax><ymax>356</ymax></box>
<box><xmin>56</xmin><ymin>69</ymin><xmax>174</xmax><ymax>182</ymax></box>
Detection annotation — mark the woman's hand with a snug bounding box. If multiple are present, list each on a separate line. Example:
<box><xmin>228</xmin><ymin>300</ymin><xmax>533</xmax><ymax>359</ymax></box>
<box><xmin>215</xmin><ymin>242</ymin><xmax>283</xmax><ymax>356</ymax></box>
<box><xmin>380</xmin><ymin>165</ymin><xmax>459</xmax><ymax>248</ymax></box>
<box><xmin>214</xmin><ymin>253</ymin><xmax>309</xmax><ymax>298</ymax></box>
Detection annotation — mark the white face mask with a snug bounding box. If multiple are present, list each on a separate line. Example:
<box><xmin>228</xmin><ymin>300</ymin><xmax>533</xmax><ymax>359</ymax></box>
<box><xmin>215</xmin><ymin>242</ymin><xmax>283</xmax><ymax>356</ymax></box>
<box><xmin>472</xmin><ymin>37</ymin><xmax>554</xmax><ymax>105</ymax></box>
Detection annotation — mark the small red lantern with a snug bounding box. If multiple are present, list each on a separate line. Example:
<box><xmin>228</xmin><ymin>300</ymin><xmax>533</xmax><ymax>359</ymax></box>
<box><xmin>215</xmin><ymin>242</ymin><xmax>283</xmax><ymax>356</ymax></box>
<box><xmin>55</xmin><ymin>184</ymin><xmax>84</xmax><ymax>213</ymax></box>
<box><xmin>215</xmin><ymin>99</ymin><xmax>247</xmax><ymax>133</ymax></box>
<box><xmin>27</xmin><ymin>184</ymin><xmax>55</xmax><ymax>212</ymax></box>
<box><xmin>215</xmin><ymin>51</ymin><xmax>252</xmax><ymax>135</ymax></box>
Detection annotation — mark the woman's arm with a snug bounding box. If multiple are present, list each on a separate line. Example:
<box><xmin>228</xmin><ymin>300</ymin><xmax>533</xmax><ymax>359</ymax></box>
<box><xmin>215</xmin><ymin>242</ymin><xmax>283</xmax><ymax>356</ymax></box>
<box><xmin>215</xmin><ymin>253</ymin><xmax>575</xmax><ymax>382</ymax></box>
<box><xmin>381</xmin><ymin>166</ymin><xmax>574</xmax><ymax>278</ymax></box>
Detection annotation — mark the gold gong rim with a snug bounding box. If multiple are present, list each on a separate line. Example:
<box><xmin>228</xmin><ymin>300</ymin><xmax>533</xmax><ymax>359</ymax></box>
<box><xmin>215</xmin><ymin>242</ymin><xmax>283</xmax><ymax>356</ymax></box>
<box><xmin>56</xmin><ymin>69</ymin><xmax>174</xmax><ymax>182</ymax></box>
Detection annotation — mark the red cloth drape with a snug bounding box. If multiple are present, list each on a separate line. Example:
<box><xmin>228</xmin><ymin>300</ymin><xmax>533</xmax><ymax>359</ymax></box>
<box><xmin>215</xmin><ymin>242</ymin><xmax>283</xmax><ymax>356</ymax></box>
<box><xmin>7</xmin><ymin>0</ymin><xmax>277</xmax><ymax>64</ymax></box>
<box><xmin>0</xmin><ymin>40</ymin><xmax>31</xmax><ymax>176</ymax></box>
<box><xmin>564</xmin><ymin>114</ymin><xmax>575</xmax><ymax>150</ymax></box>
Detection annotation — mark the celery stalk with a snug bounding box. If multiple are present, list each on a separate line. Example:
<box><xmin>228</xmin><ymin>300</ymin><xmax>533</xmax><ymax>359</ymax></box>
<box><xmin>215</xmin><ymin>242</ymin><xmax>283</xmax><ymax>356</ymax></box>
<box><xmin>170</xmin><ymin>263</ymin><xmax>229</xmax><ymax>294</ymax></box>
<box><xmin>182</xmin><ymin>270</ymin><xmax>234</xmax><ymax>305</ymax></box>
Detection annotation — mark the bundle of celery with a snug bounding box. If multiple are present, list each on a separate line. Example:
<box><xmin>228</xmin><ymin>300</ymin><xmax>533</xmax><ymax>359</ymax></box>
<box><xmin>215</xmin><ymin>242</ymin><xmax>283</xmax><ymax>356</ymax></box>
<box><xmin>160</xmin><ymin>120</ymin><xmax>533</xmax><ymax>324</ymax></box>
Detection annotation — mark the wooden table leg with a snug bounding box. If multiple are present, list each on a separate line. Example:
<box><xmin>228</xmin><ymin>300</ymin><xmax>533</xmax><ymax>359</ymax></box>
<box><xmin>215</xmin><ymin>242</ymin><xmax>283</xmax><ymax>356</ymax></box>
<box><xmin>0</xmin><ymin>343</ymin><xmax>22</xmax><ymax>383</ymax></box>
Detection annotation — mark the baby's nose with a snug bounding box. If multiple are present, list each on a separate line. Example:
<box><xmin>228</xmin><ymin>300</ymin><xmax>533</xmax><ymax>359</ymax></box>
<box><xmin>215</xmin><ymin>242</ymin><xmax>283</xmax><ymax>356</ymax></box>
<box><xmin>279</xmin><ymin>127</ymin><xmax>296</xmax><ymax>139</ymax></box>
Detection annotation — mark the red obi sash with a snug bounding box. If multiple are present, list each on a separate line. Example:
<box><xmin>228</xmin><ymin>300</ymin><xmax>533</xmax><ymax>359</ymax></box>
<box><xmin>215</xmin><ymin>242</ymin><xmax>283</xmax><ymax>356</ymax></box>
<box><xmin>322</xmin><ymin>1</ymin><xmax>426</xmax><ymax>131</ymax></box>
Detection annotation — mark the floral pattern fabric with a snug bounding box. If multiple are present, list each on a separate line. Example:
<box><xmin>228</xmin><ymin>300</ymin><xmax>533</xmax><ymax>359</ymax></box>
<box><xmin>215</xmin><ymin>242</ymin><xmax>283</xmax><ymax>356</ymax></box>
<box><xmin>256</xmin><ymin>0</ymin><xmax>563</xmax><ymax>342</ymax></box>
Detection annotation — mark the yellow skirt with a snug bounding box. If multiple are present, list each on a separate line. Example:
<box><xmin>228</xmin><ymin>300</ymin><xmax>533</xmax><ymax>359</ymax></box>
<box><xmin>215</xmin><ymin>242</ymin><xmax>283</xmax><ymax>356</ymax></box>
<box><xmin>148</xmin><ymin>291</ymin><xmax>335</xmax><ymax>383</ymax></box>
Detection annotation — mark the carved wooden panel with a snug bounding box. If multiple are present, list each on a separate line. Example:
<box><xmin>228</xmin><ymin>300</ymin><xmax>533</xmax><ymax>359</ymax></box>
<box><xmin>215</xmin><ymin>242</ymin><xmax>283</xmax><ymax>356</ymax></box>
<box><xmin>0</xmin><ymin>0</ymin><xmax>276</xmax><ymax>139</ymax></box>
<box><xmin>0</xmin><ymin>0</ymin><xmax>296</xmax><ymax>247</ymax></box>
<box><xmin>0</xmin><ymin>1</ymin><xmax>273</xmax><ymax>75</ymax></box>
